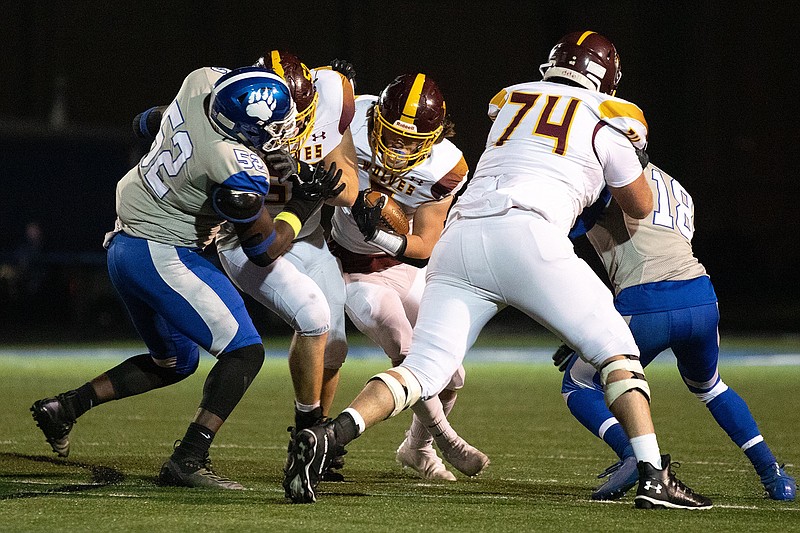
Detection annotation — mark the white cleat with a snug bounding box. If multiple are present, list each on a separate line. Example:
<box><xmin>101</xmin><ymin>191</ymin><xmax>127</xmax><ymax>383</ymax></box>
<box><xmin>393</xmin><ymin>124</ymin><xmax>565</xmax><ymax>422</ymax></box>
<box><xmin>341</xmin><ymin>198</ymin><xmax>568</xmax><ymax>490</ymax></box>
<box><xmin>439</xmin><ymin>436</ymin><xmax>490</xmax><ymax>477</ymax></box>
<box><xmin>396</xmin><ymin>435</ymin><xmax>457</xmax><ymax>481</ymax></box>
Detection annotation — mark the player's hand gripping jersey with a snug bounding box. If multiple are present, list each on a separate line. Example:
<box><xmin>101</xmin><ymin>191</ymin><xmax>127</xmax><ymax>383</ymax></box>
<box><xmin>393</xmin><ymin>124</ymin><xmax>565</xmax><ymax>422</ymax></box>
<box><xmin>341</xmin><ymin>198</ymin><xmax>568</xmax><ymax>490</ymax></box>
<box><xmin>329</xmin><ymin>95</ymin><xmax>468</xmax><ymax>267</ymax></box>
<box><xmin>451</xmin><ymin>81</ymin><xmax>648</xmax><ymax>234</ymax></box>
<box><xmin>116</xmin><ymin>67</ymin><xmax>271</xmax><ymax>248</ymax></box>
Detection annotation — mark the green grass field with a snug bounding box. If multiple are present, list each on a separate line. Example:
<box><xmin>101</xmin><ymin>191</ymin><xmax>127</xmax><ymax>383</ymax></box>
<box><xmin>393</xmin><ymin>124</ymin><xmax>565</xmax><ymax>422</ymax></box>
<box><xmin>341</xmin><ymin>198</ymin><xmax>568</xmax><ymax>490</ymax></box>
<box><xmin>1</xmin><ymin>344</ymin><xmax>798</xmax><ymax>532</ymax></box>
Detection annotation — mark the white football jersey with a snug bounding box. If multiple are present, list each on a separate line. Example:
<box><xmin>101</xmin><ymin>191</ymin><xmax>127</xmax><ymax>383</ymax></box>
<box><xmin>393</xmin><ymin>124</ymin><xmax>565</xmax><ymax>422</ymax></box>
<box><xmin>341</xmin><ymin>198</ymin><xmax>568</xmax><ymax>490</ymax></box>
<box><xmin>116</xmin><ymin>67</ymin><xmax>271</xmax><ymax>248</ymax></box>
<box><xmin>216</xmin><ymin>67</ymin><xmax>355</xmax><ymax>250</ymax></box>
<box><xmin>587</xmin><ymin>163</ymin><xmax>708</xmax><ymax>294</ymax></box>
<box><xmin>451</xmin><ymin>81</ymin><xmax>648</xmax><ymax>234</ymax></box>
<box><xmin>330</xmin><ymin>95</ymin><xmax>469</xmax><ymax>256</ymax></box>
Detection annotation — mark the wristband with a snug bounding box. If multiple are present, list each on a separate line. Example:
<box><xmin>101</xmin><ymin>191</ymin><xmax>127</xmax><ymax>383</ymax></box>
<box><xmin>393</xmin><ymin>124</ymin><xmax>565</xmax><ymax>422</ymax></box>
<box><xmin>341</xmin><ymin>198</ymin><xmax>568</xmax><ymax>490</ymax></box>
<box><xmin>242</xmin><ymin>229</ymin><xmax>276</xmax><ymax>260</ymax></box>
<box><xmin>274</xmin><ymin>211</ymin><xmax>302</xmax><ymax>238</ymax></box>
<box><xmin>369</xmin><ymin>229</ymin><xmax>406</xmax><ymax>256</ymax></box>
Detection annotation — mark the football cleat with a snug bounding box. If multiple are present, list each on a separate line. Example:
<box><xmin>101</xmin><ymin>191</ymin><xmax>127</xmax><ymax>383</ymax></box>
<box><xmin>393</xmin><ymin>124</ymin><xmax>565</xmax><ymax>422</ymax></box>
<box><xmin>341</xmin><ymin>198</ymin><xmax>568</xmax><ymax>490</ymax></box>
<box><xmin>320</xmin><ymin>449</ymin><xmax>347</xmax><ymax>482</ymax></box>
<box><xmin>157</xmin><ymin>454</ymin><xmax>244</xmax><ymax>490</ymax></box>
<box><xmin>439</xmin><ymin>436</ymin><xmax>490</xmax><ymax>477</ymax></box>
<box><xmin>283</xmin><ymin>423</ymin><xmax>337</xmax><ymax>503</ymax></box>
<box><xmin>396</xmin><ymin>434</ymin><xmax>456</xmax><ymax>481</ymax></box>
<box><xmin>634</xmin><ymin>455</ymin><xmax>712</xmax><ymax>509</ymax></box>
<box><xmin>760</xmin><ymin>463</ymin><xmax>796</xmax><ymax>501</ymax></box>
<box><xmin>592</xmin><ymin>455</ymin><xmax>639</xmax><ymax>500</ymax></box>
<box><xmin>30</xmin><ymin>393</ymin><xmax>77</xmax><ymax>458</ymax></box>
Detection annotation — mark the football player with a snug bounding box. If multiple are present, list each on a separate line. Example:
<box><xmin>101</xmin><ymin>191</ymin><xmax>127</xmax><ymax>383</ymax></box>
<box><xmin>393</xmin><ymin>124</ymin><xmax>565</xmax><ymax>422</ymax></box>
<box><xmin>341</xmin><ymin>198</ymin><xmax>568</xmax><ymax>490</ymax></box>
<box><xmin>30</xmin><ymin>66</ymin><xmax>343</xmax><ymax>489</ymax></box>
<box><xmin>283</xmin><ymin>31</ymin><xmax>712</xmax><ymax>508</ymax></box>
<box><xmin>552</xmin><ymin>157</ymin><xmax>796</xmax><ymax>501</ymax></box>
<box><xmin>216</xmin><ymin>50</ymin><xmax>358</xmax><ymax>446</ymax></box>
<box><xmin>133</xmin><ymin>51</ymin><xmax>360</xmax><ymax>466</ymax></box>
<box><xmin>326</xmin><ymin>73</ymin><xmax>488</xmax><ymax>480</ymax></box>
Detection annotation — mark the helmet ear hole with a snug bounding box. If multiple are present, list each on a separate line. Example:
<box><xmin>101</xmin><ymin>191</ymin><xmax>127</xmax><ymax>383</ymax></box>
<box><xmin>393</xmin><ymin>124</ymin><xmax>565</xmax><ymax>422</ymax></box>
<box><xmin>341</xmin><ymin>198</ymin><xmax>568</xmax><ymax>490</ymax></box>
<box><xmin>209</xmin><ymin>66</ymin><xmax>297</xmax><ymax>151</ymax></box>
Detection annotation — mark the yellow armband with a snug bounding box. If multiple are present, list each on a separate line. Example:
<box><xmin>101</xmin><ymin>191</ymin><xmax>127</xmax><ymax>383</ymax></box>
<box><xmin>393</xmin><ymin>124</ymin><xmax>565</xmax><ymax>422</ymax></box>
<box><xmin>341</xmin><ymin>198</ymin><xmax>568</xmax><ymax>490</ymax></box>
<box><xmin>274</xmin><ymin>211</ymin><xmax>302</xmax><ymax>239</ymax></box>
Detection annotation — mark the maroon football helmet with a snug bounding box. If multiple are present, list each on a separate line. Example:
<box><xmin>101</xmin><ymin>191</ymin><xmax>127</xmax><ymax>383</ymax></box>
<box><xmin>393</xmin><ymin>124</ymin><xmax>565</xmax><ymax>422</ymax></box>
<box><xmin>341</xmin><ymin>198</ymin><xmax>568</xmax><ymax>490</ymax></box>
<box><xmin>370</xmin><ymin>73</ymin><xmax>446</xmax><ymax>173</ymax></box>
<box><xmin>254</xmin><ymin>50</ymin><xmax>318</xmax><ymax>153</ymax></box>
<box><xmin>539</xmin><ymin>31</ymin><xmax>622</xmax><ymax>95</ymax></box>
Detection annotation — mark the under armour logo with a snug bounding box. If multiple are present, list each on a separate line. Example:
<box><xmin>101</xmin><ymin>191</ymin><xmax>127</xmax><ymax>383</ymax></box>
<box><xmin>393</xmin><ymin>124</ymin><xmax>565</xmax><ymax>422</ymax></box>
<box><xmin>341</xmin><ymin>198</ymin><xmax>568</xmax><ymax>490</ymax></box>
<box><xmin>311</xmin><ymin>131</ymin><xmax>327</xmax><ymax>142</ymax></box>
<box><xmin>644</xmin><ymin>481</ymin><xmax>662</xmax><ymax>494</ymax></box>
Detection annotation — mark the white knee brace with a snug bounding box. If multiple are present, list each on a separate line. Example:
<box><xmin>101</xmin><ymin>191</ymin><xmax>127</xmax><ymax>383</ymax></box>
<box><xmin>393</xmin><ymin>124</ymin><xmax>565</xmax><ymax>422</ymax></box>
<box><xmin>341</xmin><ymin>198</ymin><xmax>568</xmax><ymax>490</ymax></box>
<box><xmin>600</xmin><ymin>357</ymin><xmax>651</xmax><ymax>407</ymax></box>
<box><xmin>368</xmin><ymin>366</ymin><xmax>422</xmax><ymax>418</ymax></box>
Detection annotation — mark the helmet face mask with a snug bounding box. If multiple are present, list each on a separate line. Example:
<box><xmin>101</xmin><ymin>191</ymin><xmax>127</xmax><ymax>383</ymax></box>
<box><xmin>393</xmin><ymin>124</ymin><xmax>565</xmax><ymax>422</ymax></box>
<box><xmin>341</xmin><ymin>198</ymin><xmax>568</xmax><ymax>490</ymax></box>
<box><xmin>209</xmin><ymin>66</ymin><xmax>297</xmax><ymax>152</ymax></box>
<box><xmin>539</xmin><ymin>31</ymin><xmax>622</xmax><ymax>95</ymax></box>
<box><xmin>256</xmin><ymin>50</ymin><xmax>319</xmax><ymax>155</ymax></box>
<box><xmin>370</xmin><ymin>73</ymin><xmax>445</xmax><ymax>175</ymax></box>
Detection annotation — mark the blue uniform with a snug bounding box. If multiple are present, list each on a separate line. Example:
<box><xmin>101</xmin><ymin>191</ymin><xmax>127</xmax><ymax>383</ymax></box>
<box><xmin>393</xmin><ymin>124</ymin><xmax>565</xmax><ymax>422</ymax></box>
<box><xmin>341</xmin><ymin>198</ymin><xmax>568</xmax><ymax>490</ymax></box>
<box><xmin>108</xmin><ymin>67</ymin><xmax>269</xmax><ymax>370</ymax></box>
<box><xmin>560</xmin><ymin>163</ymin><xmax>794</xmax><ymax>500</ymax></box>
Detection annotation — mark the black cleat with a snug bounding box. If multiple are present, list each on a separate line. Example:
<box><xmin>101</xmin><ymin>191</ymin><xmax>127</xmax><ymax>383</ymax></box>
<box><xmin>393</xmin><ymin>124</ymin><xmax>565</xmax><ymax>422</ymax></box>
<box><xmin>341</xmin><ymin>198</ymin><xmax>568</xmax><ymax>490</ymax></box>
<box><xmin>157</xmin><ymin>453</ymin><xmax>244</xmax><ymax>490</ymax></box>
<box><xmin>30</xmin><ymin>394</ymin><xmax>77</xmax><ymax>458</ymax></box>
<box><xmin>320</xmin><ymin>448</ymin><xmax>347</xmax><ymax>482</ymax></box>
<box><xmin>283</xmin><ymin>423</ymin><xmax>337</xmax><ymax>503</ymax></box>
<box><xmin>634</xmin><ymin>454</ymin><xmax>712</xmax><ymax>509</ymax></box>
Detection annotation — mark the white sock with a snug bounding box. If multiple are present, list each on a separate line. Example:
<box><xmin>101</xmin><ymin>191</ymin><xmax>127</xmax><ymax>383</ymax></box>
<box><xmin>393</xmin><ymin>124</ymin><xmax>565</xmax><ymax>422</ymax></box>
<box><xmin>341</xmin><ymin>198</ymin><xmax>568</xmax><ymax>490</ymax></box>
<box><xmin>342</xmin><ymin>407</ymin><xmax>366</xmax><ymax>435</ymax></box>
<box><xmin>295</xmin><ymin>400</ymin><xmax>320</xmax><ymax>412</ymax></box>
<box><xmin>629</xmin><ymin>433</ymin><xmax>662</xmax><ymax>469</ymax></box>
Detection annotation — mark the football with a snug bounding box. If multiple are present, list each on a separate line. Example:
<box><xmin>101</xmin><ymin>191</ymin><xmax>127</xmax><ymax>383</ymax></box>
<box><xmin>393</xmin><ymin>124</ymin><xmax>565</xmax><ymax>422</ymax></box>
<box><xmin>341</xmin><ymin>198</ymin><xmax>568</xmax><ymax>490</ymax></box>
<box><xmin>364</xmin><ymin>189</ymin><xmax>410</xmax><ymax>235</ymax></box>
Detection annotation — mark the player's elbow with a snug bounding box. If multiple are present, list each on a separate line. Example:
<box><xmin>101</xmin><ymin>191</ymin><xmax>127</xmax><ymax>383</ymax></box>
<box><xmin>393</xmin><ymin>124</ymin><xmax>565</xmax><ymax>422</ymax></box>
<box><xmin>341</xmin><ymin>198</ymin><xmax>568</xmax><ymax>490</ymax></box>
<box><xmin>625</xmin><ymin>198</ymin><xmax>653</xmax><ymax>220</ymax></box>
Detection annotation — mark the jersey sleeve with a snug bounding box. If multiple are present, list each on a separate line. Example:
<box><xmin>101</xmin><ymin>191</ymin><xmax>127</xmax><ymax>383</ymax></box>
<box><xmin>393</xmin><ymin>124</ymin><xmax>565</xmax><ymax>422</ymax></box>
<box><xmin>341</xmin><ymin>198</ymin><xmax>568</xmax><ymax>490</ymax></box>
<box><xmin>431</xmin><ymin>156</ymin><xmax>469</xmax><ymax>199</ymax></box>
<box><xmin>594</xmin><ymin>124</ymin><xmax>645</xmax><ymax>188</ymax></box>
<box><xmin>487</xmin><ymin>88</ymin><xmax>509</xmax><ymax>122</ymax></box>
<box><xmin>205</xmin><ymin>143</ymin><xmax>271</xmax><ymax>195</ymax></box>
<box><xmin>598</xmin><ymin>98</ymin><xmax>648</xmax><ymax>149</ymax></box>
<box><xmin>338</xmin><ymin>73</ymin><xmax>356</xmax><ymax>134</ymax></box>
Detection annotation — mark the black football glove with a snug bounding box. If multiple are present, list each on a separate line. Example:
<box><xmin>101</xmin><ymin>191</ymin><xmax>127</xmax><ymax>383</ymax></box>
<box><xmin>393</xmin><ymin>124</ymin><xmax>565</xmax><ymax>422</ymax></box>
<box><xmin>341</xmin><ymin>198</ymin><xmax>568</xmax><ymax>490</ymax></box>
<box><xmin>351</xmin><ymin>189</ymin><xmax>384</xmax><ymax>240</ymax></box>
<box><xmin>552</xmin><ymin>343</ymin><xmax>576</xmax><ymax>372</ymax></box>
<box><xmin>262</xmin><ymin>148</ymin><xmax>300</xmax><ymax>184</ymax></box>
<box><xmin>330</xmin><ymin>58</ymin><xmax>356</xmax><ymax>89</ymax></box>
<box><xmin>291</xmin><ymin>161</ymin><xmax>345</xmax><ymax>203</ymax></box>
<box><xmin>635</xmin><ymin>147</ymin><xmax>650</xmax><ymax>169</ymax></box>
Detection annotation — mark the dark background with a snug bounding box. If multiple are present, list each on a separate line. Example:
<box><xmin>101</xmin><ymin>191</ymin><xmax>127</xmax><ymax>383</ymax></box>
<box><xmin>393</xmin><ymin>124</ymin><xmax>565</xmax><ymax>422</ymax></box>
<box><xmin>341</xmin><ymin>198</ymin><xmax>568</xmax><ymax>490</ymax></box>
<box><xmin>1</xmin><ymin>1</ymin><xmax>798</xmax><ymax>341</ymax></box>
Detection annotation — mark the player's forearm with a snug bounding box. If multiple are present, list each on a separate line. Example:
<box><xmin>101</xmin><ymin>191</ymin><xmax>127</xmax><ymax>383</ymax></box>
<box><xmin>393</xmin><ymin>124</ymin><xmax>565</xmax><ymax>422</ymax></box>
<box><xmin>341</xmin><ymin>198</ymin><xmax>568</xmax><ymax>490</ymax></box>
<box><xmin>234</xmin><ymin>214</ymin><xmax>296</xmax><ymax>266</ymax></box>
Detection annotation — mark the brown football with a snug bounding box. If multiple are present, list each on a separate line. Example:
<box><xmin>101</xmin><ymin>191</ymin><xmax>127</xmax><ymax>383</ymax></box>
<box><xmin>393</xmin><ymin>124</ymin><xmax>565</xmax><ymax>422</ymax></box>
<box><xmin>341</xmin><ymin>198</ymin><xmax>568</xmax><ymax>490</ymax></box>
<box><xmin>364</xmin><ymin>189</ymin><xmax>410</xmax><ymax>235</ymax></box>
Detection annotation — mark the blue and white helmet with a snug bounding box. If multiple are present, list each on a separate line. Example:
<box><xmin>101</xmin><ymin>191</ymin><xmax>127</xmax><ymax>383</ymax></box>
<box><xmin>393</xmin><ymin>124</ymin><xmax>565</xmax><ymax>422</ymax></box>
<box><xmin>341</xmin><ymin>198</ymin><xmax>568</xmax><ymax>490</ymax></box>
<box><xmin>209</xmin><ymin>66</ymin><xmax>297</xmax><ymax>151</ymax></box>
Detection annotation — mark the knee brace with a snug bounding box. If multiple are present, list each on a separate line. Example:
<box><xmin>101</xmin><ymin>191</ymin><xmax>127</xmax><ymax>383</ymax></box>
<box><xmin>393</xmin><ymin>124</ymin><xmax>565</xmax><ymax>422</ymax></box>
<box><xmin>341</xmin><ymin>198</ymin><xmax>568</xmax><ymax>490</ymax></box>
<box><xmin>200</xmin><ymin>343</ymin><xmax>265</xmax><ymax>420</ymax></box>
<box><xmin>600</xmin><ymin>356</ymin><xmax>650</xmax><ymax>407</ymax></box>
<box><xmin>368</xmin><ymin>366</ymin><xmax>422</xmax><ymax>418</ymax></box>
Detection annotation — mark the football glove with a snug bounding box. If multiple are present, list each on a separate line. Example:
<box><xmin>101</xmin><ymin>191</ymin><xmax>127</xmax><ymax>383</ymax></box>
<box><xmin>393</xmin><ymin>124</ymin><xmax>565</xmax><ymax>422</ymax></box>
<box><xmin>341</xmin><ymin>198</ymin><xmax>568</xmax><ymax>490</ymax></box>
<box><xmin>282</xmin><ymin>161</ymin><xmax>344</xmax><ymax>225</ymax></box>
<box><xmin>351</xmin><ymin>189</ymin><xmax>384</xmax><ymax>241</ymax></box>
<box><xmin>330</xmin><ymin>59</ymin><xmax>356</xmax><ymax>89</ymax></box>
<box><xmin>291</xmin><ymin>161</ymin><xmax>345</xmax><ymax>203</ymax></box>
<box><xmin>636</xmin><ymin>148</ymin><xmax>650</xmax><ymax>169</ymax></box>
<box><xmin>262</xmin><ymin>148</ymin><xmax>300</xmax><ymax>184</ymax></box>
<box><xmin>552</xmin><ymin>344</ymin><xmax>576</xmax><ymax>372</ymax></box>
